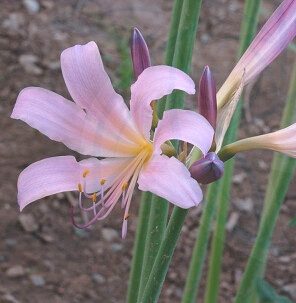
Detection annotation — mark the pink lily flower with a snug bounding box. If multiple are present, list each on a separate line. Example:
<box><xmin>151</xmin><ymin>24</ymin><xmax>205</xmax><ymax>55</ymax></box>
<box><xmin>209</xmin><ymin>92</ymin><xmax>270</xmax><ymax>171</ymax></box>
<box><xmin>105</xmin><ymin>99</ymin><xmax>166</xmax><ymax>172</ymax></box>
<box><xmin>214</xmin><ymin>0</ymin><xmax>296</xmax><ymax>151</ymax></box>
<box><xmin>11</xmin><ymin>42</ymin><xmax>214</xmax><ymax>237</ymax></box>
<box><xmin>217</xmin><ymin>0</ymin><xmax>296</xmax><ymax>110</ymax></box>
<box><xmin>218</xmin><ymin>123</ymin><xmax>296</xmax><ymax>161</ymax></box>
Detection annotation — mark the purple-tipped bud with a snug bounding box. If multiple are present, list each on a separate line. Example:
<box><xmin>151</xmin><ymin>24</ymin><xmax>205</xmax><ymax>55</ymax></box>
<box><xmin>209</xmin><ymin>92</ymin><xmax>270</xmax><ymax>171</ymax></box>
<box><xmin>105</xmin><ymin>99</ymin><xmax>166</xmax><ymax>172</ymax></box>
<box><xmin>198</xmin><ymin>66</ymin><xmax>217</xmax><ymax>129</ymax></box>
<box><xmin>189</xmin><ymin>152</ymin><xmax>224</xmax><ymax>184</ymax></box>
<box><xmin>131</xmin><ymin>27</ymin><xmax>151</xmax><ymax>80</ymax></box>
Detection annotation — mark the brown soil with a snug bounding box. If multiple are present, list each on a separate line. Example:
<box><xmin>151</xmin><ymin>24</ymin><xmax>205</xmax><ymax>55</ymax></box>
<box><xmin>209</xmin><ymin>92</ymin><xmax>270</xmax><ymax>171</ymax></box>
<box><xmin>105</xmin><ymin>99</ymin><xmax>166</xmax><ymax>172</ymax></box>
<box><xmin>1</xmin><ymin>0</ymin><xmax>295</xmax><ymax>302</ymax></box>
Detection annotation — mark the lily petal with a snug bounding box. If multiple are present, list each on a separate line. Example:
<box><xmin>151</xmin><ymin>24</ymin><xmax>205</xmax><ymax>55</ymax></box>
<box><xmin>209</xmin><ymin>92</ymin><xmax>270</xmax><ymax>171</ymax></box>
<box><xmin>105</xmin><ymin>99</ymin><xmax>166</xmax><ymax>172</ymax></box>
<box><xmin>138</xmin><ymin>155</ymin><xmax>203</xmax><ymax>208</ymax></box>
<box><xmin>153</xmin><ymin>109</ymin><xmax>214</xmax><ymax>156</ymax></box>
<box><xmin>217</xmin><ymin>0</ymin><xmax>296</xmax><ymax>108</ymax></box>
<box><xmin>130</xmin><ymin>66</ymin><xmax>196</xmax><ymax>139</ymax></box>
<box><xmin>61</xmin><ymin>41</ymin><xmax>142</xmax><ymax>142</ymax></box>
<box><xmin>220</xmin><ymin>123</ymin><xmax>296</xmax><ymax>159</ymax></box>
<box><xmin>11</xmin><ymin>87</ymin><xmax>142</xmax><ymax>157</ymax></box>
<box><xmin>17</xmin><ymin>156</ymin><xmax>131</xmax><ymax>211</ymax></box>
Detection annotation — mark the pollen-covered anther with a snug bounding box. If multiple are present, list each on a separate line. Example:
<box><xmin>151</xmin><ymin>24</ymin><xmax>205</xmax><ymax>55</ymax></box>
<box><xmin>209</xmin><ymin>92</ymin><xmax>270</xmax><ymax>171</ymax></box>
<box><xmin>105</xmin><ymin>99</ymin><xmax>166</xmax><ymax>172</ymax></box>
<box><xmin>83</xmin><ymin>169</ymin><xmax>90</xmax><ymax>178</ymax></box>
<box><xmin>124</xmin><ymin>213</ymin><xmax>130</xmax><ymax>220</ymax></box>
<box><xmin>92</xmin><ymin>193</ymin><xmax>97</xmax><ymax>203</ymax></box>
<box><xmin>122</xmin><ymin>181</ymin><xmax>128</xmax><ymax>191</ymax></box>
<box><xmin>100</xmin><ymin>178</ymin><xmax>106</xmax><ymax>186</ymax></box>
<box><xmin>78</xmin><ymin>183</ymin><xmax>82</xmax><ymax>192</ymax></box>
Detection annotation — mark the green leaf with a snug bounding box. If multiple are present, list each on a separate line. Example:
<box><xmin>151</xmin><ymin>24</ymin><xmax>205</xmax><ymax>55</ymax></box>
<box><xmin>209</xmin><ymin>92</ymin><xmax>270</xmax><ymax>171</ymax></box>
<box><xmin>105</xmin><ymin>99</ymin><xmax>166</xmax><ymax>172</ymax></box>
<box><xmin>256</xmin><ymin>279</ymin><xmax>293</xmax><ymax>303</ymax></box>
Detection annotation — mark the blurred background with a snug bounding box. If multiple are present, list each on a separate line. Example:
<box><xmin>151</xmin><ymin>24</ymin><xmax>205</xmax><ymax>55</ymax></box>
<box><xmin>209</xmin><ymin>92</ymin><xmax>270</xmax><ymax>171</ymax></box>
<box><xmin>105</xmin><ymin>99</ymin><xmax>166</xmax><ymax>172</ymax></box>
<box><xmin>1</xmin><ymin>0</ymin><xmax>295</xmax><ymax>302</ymax></box>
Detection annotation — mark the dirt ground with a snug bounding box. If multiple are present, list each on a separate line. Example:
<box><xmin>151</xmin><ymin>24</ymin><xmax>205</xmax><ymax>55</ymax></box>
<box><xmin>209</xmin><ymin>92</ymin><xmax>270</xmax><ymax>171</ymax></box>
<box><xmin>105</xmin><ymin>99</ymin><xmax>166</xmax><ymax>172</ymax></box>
<box><xmin>1</xmin><ymin>0</ymin><xmax>296</xmax><ymax>302</ymax></box>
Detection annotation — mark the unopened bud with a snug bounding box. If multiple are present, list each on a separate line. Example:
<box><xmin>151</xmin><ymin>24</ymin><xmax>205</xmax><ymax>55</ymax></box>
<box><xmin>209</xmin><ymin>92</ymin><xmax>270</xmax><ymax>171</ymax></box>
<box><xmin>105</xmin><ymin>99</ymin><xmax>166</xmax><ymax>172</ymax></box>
<box><xmin>131</xmin><ymin>27</ymin><xmax>151</xmax><ymax>79</ymax></box>
<box><xmin>198</xmin><ymin>66</ymin><xmax>217</xmax><ymax>129</ymax></box>
<box><xmin>189</xmin><ymin>152</ymin><xmax>224</xmax><ymax>184</ymax></box>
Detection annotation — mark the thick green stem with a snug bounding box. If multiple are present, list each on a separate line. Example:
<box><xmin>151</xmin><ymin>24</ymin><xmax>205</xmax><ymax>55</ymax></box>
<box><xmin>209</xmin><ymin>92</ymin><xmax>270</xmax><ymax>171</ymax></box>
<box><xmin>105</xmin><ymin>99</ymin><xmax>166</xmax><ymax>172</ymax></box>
<box><xmin>134</xmin><ymin>0</ymin><xmax>184</xmax><ymax>299</ymax></box>
<box><xmin>234</xmin><ymin>157</ymin><xmax>295</xmax><ymax>303</ymax></box>
<box><xmin>126</xmin><ymin>192</ymin><xmax>152</xmax><ymax>303</ymax></box>
<box><xmin>157</xmin><ymin>0</ymin><xmax>184</xmax><ymax>117</ymax></box>
<box><xmin>204</xmin><ymin>159</ymin><xmax>234</xmax><ymax>303</ymax></box>
<box><xmin>138</xmin><ymin>0</ymin><xmax>203</xmax><ymax>301</ymax></box>
<box><xmin>246</xmin><ymin>61</ymin><xmax>296</xmax><ymax>303</ymax></box>
<box><xmin>183</xmin><ymin>1</ymin><xmax>261</xmax><ymax>302</ymax></box>
<box><xmin>137</xmin><ymin>196</ymin><xmax>169</xmax><ymax>301</ymax></box>
<box><xmin>181</xmin><ymin>181</ymin><xmax>222</xmax><ymax>303</ymax></box>
<box><xmin>140</xmin><ymin>207</ymin><xmax>188</xmax><ymax>303</ymax></box>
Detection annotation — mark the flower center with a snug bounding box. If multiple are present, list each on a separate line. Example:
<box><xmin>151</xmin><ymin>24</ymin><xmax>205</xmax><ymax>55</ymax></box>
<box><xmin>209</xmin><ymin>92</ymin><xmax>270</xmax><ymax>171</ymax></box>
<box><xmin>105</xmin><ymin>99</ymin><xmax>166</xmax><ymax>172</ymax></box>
<box><xmin>71</xmin><ymin>143</ymin><xmax>154</xmax><ymax>238</ymax></box>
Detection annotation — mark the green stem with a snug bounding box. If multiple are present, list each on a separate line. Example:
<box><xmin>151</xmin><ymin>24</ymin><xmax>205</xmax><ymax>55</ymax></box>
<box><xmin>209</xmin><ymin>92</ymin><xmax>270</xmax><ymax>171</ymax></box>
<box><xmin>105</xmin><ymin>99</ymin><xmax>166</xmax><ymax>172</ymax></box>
<box><xmin>181</xmin><ymin>181</ymin><xmax>222</xmax><ymax>303</ymax></box>
<box><xmin>137</xmin><ymin>196</ymin><xmax>169</xmax><ymax>301</ymax></box>
<box><xmin>126</xmin><ymin>192</ymin><xmax>152</xmax><ymax>303</ymax></box>
<box><xmin>246</xmin><ymin>61</ymin><xmax>296</xmax><ymax>303</ymax></box>
<box><xmin>157</xmin><ymin>0</ymin><xmax>184</xmax><ymax>118</ymax></box>
<box><xmin>204</xmin><ymin>159</ymin><xmax>234</xmax><ymax>303</ymax></box>
<box><xmin>234</xmin><ymin>158</ymin><xmax>295</xmax><ymax>303</ymax></box>
<box><xmin>165</xmin><ymin>0</ymin><xmax>202</xmax><ymax>111</ymax></box>
<box><xmin>139</xmin><ymin>0</ymin><xmax>204</xmax><ymax>301</ymax></box>
<box><xmin>135</xmin><ymin>1</ymin><xmax>184</xmax><ymax>299</ymax></box>
<box><xmin>183</xmin><ymin>1</ymin><xmax>261</xmax><ymax>302</ymax></box>
<box><xmin>140</xmin><ymin>207</ymin><xmax>188</xmax><ymax>303</ymax></box>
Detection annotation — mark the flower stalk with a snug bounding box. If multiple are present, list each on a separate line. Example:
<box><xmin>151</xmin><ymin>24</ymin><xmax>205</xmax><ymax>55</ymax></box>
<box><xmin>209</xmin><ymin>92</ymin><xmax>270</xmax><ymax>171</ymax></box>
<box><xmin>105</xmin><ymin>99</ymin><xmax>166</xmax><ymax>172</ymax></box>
<box><xmin>183</xmin><ymin>0</ymin><xmax>262</xmax><ymax>302</ymax></box>
<box><xmin>236</xmin><ymin>60</ymin><xmax>296</xmax><ymax>303</ymax></box>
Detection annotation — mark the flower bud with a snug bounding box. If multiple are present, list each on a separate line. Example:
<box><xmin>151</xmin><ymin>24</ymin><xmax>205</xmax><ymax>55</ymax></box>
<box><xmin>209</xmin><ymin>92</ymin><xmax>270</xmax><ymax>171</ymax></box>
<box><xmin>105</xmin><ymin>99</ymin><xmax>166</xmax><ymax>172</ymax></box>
<box><xmin>198</xmin><ymin>66</ymin><xmax>217</xmax><ymax>129</ymax></box>
<box><xmin>189</xmin><ymin>152</ymin><xmax>224</xmax><ymax>184</ymax></box>
<box><xmin>131</xmin><ymin>27</ymin><xmax>151</xmax><ymax>80</ymax></box>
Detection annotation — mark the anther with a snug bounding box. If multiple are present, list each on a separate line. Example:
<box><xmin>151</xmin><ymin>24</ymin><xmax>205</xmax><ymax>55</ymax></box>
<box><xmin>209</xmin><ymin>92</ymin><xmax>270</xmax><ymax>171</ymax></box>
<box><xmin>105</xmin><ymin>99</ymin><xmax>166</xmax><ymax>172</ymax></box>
<box><xmin>100</xmin><ymin>178</ymin><xmax>106</xmax><ymax>186</ymax></box>
<box><xmin>83</xmin><ymin>169</ymin><xmax>90</xmax><ymax>178</ymax></box>
<box><xmin>92</xmin><ymin>193</ymin><xmax>97</xmax><ymax>203</ymax></box>
<box><xmin>122</xmin><ymin>181</ymin><xmax>128</xmax><ymax>191</ymax></box>
<box><xmin>124</xmin><ymin>213</ymin><xmax>130</xmax><ymax>220</ymax></box>
<box><xmin>78</xmin><ymin>183</ymin><xmax>82</xmax><ymax>192</ymax></box>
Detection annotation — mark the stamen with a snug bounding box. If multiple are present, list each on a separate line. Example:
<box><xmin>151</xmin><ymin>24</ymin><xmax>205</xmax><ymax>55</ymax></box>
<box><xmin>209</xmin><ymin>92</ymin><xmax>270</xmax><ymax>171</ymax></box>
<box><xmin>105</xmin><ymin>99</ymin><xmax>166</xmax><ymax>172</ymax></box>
<box><xmin>121</xmin><ymin>181</ymin><xmax>128</xmax><ymax>208</ymax></box>
<box><xmin>83</xmin><ymin>169</ymin><xmax>90</xmax><ymax>178</ymax></box>
<box><xmin>122</xmin><ymin>181</ymin><xmax>128</xmax><ymax>191</ymax></box>
<box><xmin>100</xmin><ymin>178</ymin><xmax>106</xmax><ymax>185</ymax></box>
<box><xmin>78</xmin><ymin>183</ymin><xmax>82</xmax><ymax>192</ymax></box>
<box><xmin>124</xmin><ymin>213</ymin><xmax>130</xmax><ymax>220</ymax></box>
<box><xmin>92</xmin><ymin>193</ymin><xmax>97</xmax><ymax>215</ymax></box>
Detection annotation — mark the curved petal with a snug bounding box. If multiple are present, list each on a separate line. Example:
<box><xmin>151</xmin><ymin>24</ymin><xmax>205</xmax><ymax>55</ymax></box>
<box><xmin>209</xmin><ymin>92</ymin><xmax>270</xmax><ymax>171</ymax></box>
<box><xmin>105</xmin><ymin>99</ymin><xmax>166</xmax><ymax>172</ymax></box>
<box><xmin>138</xmin><ymin>155</ymin><xmax>203</xmax><ymax>208</ymax></box>
<box><xmin>61</xmin><ymin>41</ymin><xmax>142</xmax><ymax>142</ymax></box>
<box><xmin>11</xmin><ymin>87</ymin><xmax>143</xmax><ymax>157</ymax></box>
<box><xmin>17</xmin><ymin>156</ymin><xmax>132</xmax><ymax>210</ymax></box>
<box><xmin>153</xmin><ymin>109</ymin><xmax>214</xmax><ymax>156</ymax></box>
<box><xmin>130</xmin><ymin>66</ymin><xmax>196</xmax><ymax>139</ymax></box>
<box><xmin>217</xmin><ymin>0</ymin><xmax>296</xmax><ymax>108</ymax></box>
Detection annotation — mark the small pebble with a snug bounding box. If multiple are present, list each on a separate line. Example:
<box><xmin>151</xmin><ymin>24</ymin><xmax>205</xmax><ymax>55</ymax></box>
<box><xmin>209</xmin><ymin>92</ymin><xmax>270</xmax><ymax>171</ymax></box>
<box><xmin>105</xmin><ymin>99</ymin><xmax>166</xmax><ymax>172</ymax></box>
<box><xmin>111</xmin><ymin>243</ymin><xmax>123</xmax><ymax>251</ymax></box>
<box><xmin>30</xmin><ymin>274</ymin><xmax>45</xmax><ymax>286</ymax></box>
<box><xmin>6</xmin><ymin>265</ymin><xmax>25</xmax><ymax>278</ymax></box>
<box><xmin>101</xmin><ymin>228</ymin><xmax>118</xmax><ymax>242</ymax></box>
<box><xmin>23</xmin><ymin>0</ymin><xmax>40</xmax><ymax>13</ymax></box>
<box><xmin>5</xmin><ymin>239</ymin><xmax>18</xmax><ymax>246</ymax></box>
<box><xmin>283</xmin><ymin>283</ymin><xmax>296</xmax><ymax>299</ymax></box>
<box><xmin>19</xmin><ymin>213</ymin><xmax>38</xmax><ymax>232</ymax></box>
<box><xmin>92</xmin><ymin>273</ymin><xmax>106</xmax><ymax>284</ymax></box>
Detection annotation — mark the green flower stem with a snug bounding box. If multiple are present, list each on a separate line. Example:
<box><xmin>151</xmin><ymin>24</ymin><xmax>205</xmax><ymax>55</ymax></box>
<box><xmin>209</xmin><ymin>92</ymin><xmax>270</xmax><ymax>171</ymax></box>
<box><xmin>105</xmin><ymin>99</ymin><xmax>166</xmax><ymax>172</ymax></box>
<box><xmin>129</xmin><ymin>1</ymin><xmax>184</xmax><ymax>300</ymax></box>
<box><xmin>183</xmin><ymin>1</ymin><xmax>261</xmax><ymax>302</ymax></box>
<box><xmin>246</xmin><ymin>61</ymin><xmax>296</xmax><ymax>303</ymax></box>
<box><xmin>165</xmin><ymin>0</ymin><xmax>203</xmax><ymax>111</ymax></box>
<box><xmin>140</xmin><ymin>207</ymin><xmax>188</xmax><ymax>303</ymax></box>
<box><xmin>138</xmin><ymin>0</ymin><xmax>204</xmax><ymax>301</ymax></box>
<box><xmin>157</xmin><ymin>0</ymin><xmax>184</xmax><ymax>118</ymax></box>
<box><xmin>181</xmin><ymin>181</ymin><xmax>222</xmax><ymax>303</ymax></box>
<box><xmin>126</xmin><ymin>192</ymin><xmax>152</xmax><ymax>303</ymax></box>
<box><xmin>234</xmin><ymin>158</ymin><xmax>296</xmax><ymax>303</ymax></box>
<box><xmin>137</xmin><ymin>196</ymin><xmax>169</xmax><ymax>301</ymax></box>
<box><xmin>204</xmin><ymin>159</ymin><xmax>234</xmax><ymax>303</ymax></box>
